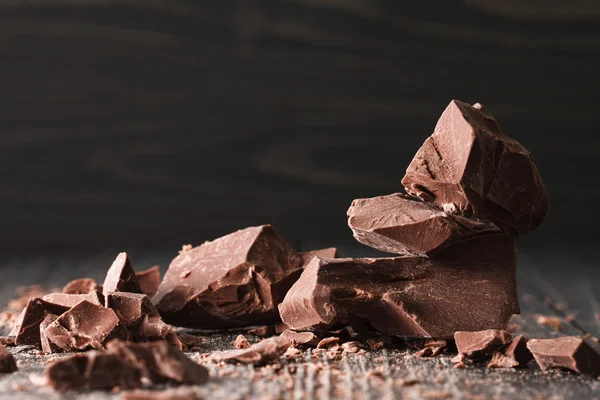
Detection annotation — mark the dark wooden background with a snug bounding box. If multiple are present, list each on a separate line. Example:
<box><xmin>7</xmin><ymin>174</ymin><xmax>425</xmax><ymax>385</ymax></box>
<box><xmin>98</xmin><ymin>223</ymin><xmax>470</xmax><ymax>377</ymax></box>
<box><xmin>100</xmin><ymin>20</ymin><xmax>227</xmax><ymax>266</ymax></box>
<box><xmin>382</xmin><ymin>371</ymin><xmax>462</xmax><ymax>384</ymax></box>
<box><xmin>1</xmin><ymin>0</ymin><xmax>599</xmax><ymax>256</ymax></box>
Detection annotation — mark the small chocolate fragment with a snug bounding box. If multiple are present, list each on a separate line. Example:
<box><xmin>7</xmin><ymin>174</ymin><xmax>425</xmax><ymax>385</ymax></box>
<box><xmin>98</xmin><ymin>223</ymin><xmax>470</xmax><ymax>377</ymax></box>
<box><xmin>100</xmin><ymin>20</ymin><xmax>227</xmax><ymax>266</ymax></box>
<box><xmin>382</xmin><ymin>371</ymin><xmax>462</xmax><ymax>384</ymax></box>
<box><xmin>488</xmin><ymin>335</ymin><xmax>532</xmax><ymax>368</ymax></box>
<box><xmin>46</xmin><ymin>351</ymin><xmax>141</xmax><ymax>392</ymax></box>
<box><xmin>122</xmin><ymin>388</ymin><xmax>202</xmax><ymax>400</ymax></box>
<box><xmin>133</xmin><ymin>316</ymin><xmax>183</xmax><ymax>351</ymax></box>
<box><xmin>247</xmin><ymin>325</ymin><xmax>276</xmax><ymax>337</ymax></box>
<box><xmin>106</xmin><ymin>292</ymin><xmax>160</xmax><ymax>328</ymax></box>
<box><xmin>317</xmin><ymin>337</ymin><xmax>339</xmax><ymax>349</ymax></box>
<box><xmin>62</xmin><ymin>278</ymin><xmax>100</xmax><ymax>294</ymax></box>
<box><xmin>103</xmin><ymin>253</ymin><xmax>143</xmax><ymax>295</ymax></box>
<box><xmin>415</xmin><ymin>339</ymin><xmax>447</xmax><ymax>357</ymax></box>
<box><xmin>300</xmin><ymin>248</ymin><xmax>337</xmax><ymax>265</ymax></box>
<box><xmin>212</xmin><ymin>336</ymin><xmax>290</xmax><ymax>365</ymax></box>
<box><xmin>40</xmin><ymin>314</ymin><xmax>62</xmax><ymax>354</ymax></box>
<box><xmin>455</xmin><ymin>330</ymin><xmax>511</xmax><ymax>360</ymax></box>
<box><xmin>280</xmin><ymin>330</ymin><xmax>319</xmax><ymax>347</ymax></box>
<box><xmin>536</xmin><ymin>315</ymin><xmax>563</xmax><ymax>331</ymax></box>
<box><xmin>348</xmin><ymin>193</ymin><xmax>499</xmax><ymax>256</ymax></box>
<box><xmin>177</xmin><ymin>333</ymin><xmax>204</xmax><ymax>350</ymax></box>
<box><xmin>10</xmin><ymin>298</ymin><xmax>69</xmax><ymax>345</ymax></box>
<box><xmin>233</xmin><ymin>335</ymin><xmax>250</xmax><ymax>349</ymax></box>
<box><xmin>136</xmin><ymin>266</ymin><xmax>161</xmax><ymax>298</ymax></box>
<box><xmin>106</xmin><ymin>340</ymin><xmax>209</xmax><ymax>384</ymax></box>
<box><xmin>279</xmin><ymin>235</ymin><xmax>518</xmax><ymax>338</ymax></box>
<box><xmin>43</xmin><ymin>291</ymin><xmax>104</xmax><ymax>307</ymax></box>
<box><xmin>0</xmin><ymin>343</ymin><xmax>17</xmax><ymax>373</ymax></box>
<box><xmin>402</xmin><ymin>100</ymin><xmax>548</xmax><ymax>235</ymax></box>
<box><xmin>527</xmin><ymin>336</ymin><xmax>600</xmax><ymax>376</ymax></box>
<box><xmin>43</xmin><ymin>301</ymin><xmax>130</xmax><ymax>351</ymax></box>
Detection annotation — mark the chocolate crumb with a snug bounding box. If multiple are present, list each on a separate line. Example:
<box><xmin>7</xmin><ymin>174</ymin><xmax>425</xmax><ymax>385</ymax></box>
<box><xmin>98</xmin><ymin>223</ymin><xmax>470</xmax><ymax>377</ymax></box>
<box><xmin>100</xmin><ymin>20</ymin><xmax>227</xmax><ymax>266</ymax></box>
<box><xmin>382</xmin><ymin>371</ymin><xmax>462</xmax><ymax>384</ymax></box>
<box><xmin>535</xmin><ymin>315</ymin><xmax>563</xmax><ymax>331</ymax></box>
<box><xmin>247</xmin><ymin>325</ymin><xmax>276</xmax><ymax>338</ymax></box>
<box><xmin>316</xmin><ymin>337</ymin><xmax>339</xmax><ymax>349</ymax></box>
<box><xmin>233</xmin><ymin>335</ymin><xmax>251</xmax><ymax>349</ymax></box>
<box><xmin>367</xmin><ymin>339</ymin><xmax>385</xmax><ymax>350</ymax></box>
<box><xmin>179</xmin><ymin>244</ymin><xmax>193</xmax><ymax>254</ymax></box>
<box><xmin>0</xmin><ymin>343</ymin><xmax>17</xmax><ymax>373</ymax></box>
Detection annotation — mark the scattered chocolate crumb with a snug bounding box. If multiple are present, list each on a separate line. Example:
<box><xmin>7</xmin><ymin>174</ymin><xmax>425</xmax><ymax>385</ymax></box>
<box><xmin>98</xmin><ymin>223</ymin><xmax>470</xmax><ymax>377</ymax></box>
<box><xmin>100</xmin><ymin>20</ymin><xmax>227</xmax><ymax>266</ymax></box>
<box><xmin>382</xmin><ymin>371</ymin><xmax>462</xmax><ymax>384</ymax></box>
<box><xmin>179</xmin><ymin>244</ymin><xmax>193</xmax><ymax>254</ymax></box>
<box><xmin>341</xmin><ymin>341</ymin><xmax>361</xmax><ymax>353</ymax></box>
<box><xmin>398</xmin><ymin>377</ymin><xmax>421</xmax><ymax>387</ymax></box>
<box><xmin>212</xmin><ymin>336</ymin><xmax>290</xmax><ymax>365</ymax></box>
<box><xmin>233</xmin><ymin>335</ymin><xmax>251</xmax><ymax>349</ymax></box>
<box><xmin>451</xmin><ymin>354</ymin><xmax>465</xmax><ymax>363</ymax></box>
<box><xmin>247</xmin><ymin>325</ymin><xmax>276</xmax><ymax>338</ymax></box>
<box><xmin>415</xmin><ymin>339</ymin><xmax>447</xmax><ymax>357</ymax></box>
<box><xmin>422</xmin><ymin>390</ymin><xmax>451</xmax><ymax>399</ymax></box>
<box><xmin>453</xmin><ymin>362</ymin><xmax>467</xmax><ymax>369</ymax></box>
<box><xmin>536</xmin><ymin>315</ymin><xmax>563</xmax><ymax>331</ymax></box>
<box><xmin>280</xmin><ymin>330</ymin><xmax>319</xmax><ymax>347</ymax></box>
<box><xmin>367</xmin><ymin>338</ymin><xmax>385</xmax><ymax>350</ymax></box>
<box><xmin>284</xmin><ymin>347</ymin><xmax>302</xmax><ymax>360</ymax></box>
<box><xmin>63</xmin><ymin>278</ymin><xmax>99</xmax><ymax>295</ymax></box>
<box><xmin>317</xmin><ymin>337</ymin><xmax>340</xmax><ymax>349</ymax></box>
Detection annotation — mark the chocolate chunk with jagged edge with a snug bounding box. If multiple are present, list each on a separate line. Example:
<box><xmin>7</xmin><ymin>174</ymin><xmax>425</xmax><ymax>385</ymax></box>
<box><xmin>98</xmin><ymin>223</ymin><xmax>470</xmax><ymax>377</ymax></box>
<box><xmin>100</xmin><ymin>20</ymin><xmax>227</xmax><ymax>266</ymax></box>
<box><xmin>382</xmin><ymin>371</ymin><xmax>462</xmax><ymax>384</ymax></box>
<box><xmin>455</xmin><ymin>330</ymin><xmax>511</xmax><ymax>360</ymax></box>
<box><xmin>488</xmin><ymin>334</ymin><xmax>532</xmax><ymax>368</ymax></box>
<box><xmin>527</xmin><ymin>336</ymin><xmax>600</xmax><ymax>376</ymax></box>
<box><xmin>136</xmin><ymin>266</ymin><xmax>161</xmax><ymax>298</ymax></box>
<box><xmin>300</xmin><ymin>248</ymin><xmax>337</xmax><ymax>265</ymax></box>
<box><xmin>402</xmin><ymin>100</ymin><xmax>548</xmax><ymax>235</ymax></box>
<box><xmin>348</xmin><ymin>193</ymin><xmax>500</xmax><ymax>256</ymax></box>
<box><xmin>279</xmin><ymin>235</ymin><xmax>518</xmax><ymax>339</ymax></box>
<box><xmin>43</xmin><ymin>301</ymin><xmax>130</xmax><ymax>351</ymax></box>
<box><xmin>40</xmin><ymin>314</ymin><xmax>62</xmax><ymax>354</ymax></box>
<box><xmin>279</xmin><ymin>330</ymin><xmax>320</xmax><ymax>347</ymax></box>
<box><xmin>10</xmin><ymin>298</ymin><xmax>69</xmax><ymax>346</ymax></box>
<box><xmin>177</xmin><ymin>333</ymin><xmax>205</xmax><ymax>350</ymax></box>
<box><xmin>0</xmin><ymin>343</ymin><xmax>17</xmax><ymax>373</ymax></box>
<box><xmin>133</xmin><ymin>315</ymin><xmax>183</xmax><ymax>351</ymax></box>
<box><xmin>46</xmin><ymin>351</ymin><xmax>141</xmax><ymax>392</ymax></box>
<box><xmin>43</xmin><ymin>291</ymin><xmax>104</xmax><ymax>308</ymax></box>
<box><xmin>62</xmin><ymin>278</ymin><xmax>101</xmax><ymax>294</ymax></box>
<box><xmin>105</xmin><ymin>292</ymin><xmax>160</xmax><ymax>328</ymax></box>
<box><xmin>211</xmin><ymin>336</ymin><xmax>291</xmax><ymax>365</ymax></box>
<box><xmin>415</xmin><ymin>339</ymin><xmax>448</xmax><ymax>357</ymax></box>
<box><xmin>103</xmin><ymin>252</ymin><xmax>142</xmax><ymax>295</ymax></box>
<box><xmin>106</xmin><ymin>340</ymin><xmax>209</xmax><ymax>384</ymax></box>
<box><xmin>153</xmin><ymin>225</ymin><xmax>306</xmax><ymax>329</ymax></box>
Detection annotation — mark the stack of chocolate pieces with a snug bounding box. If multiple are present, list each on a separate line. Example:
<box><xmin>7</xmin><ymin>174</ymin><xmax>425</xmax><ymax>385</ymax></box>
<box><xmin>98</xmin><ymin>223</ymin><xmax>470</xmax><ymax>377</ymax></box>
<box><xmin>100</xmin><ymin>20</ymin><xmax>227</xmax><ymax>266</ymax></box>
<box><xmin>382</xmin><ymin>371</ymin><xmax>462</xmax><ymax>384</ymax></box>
<box><xmin>279</xmin><ymin>100</ymin><xmax>548</xmax><ymax>338</ymax></box>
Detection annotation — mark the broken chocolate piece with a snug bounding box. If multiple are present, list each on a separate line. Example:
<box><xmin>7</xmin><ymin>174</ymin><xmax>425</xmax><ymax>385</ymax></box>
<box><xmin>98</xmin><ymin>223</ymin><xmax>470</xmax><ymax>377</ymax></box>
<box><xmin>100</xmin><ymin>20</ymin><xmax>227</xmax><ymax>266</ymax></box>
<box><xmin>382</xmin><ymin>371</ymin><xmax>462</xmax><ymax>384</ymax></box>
<box><xmin>136</xmin><ymin>266</ymin><xmax>161</xmax><ymax>298</ymax></box>
<box><xmin>43</xmin><ymin>301</ymin><xmax>130</xmax><ymax>351</ymax></box>
<box><xmin>212</xmin><ymin>336</ymin><xmax>290</xmax><ymax>365</ymax></box>
<box><xmin>233</xmin><ymin>335</ymin><xmax>250</xmax><ymax>349</ymax></box>
<box><xmin>280</xmin><ymin>330</ymin><xmax>319</xmax><ymax>347</ymax></box>
<box><xmin>317</xmin><ymin>337</ymin><xmax>339</xmax><ymax>349</ymax></box>
<box><xmin>415</xmin><ymin>339</ymin><xmax>447</xmax><ymax>357</ymax></box>
<box><xmin>488</xmin><ymin>335</ymin><xmax>532</xmax><ymax>368</ymax></box>
<box><xmin>455</xmin><ymin>330</ymin><xmax>511</xmax><ymax>360</ymax></box>
<box><xmin>103</xmin><ymin>253</ymin><xmax>142</xmax><ymax>295</ymax></box>
<box><xmin>43</xmin><ymin>291</ymin><xmax>104</xmax><ymax>308</ymax></box>
<box><xmin>46</xmin><ymin>351</ymin><xmax>141</xmax><ymax>392</ymax></box>
<box><xmin>133</xmin><ymin>316</ymin><xmax>183</xmax><ymax>351</ymax></box>
<box><xmin>10</xmin><ymin>298</ymin><xmax>69</xmax><ymax>346</ymax></box>
<box><xmin>106</xmin><ymin>340</ymin><xmax>209</xmax><ymax>384</ymax></box>
<box><xmin>40</xmin><ymin>314</ymin><xmax>62</xmax><ymax>354</ymax></box>
<box><xmin>348</xmin><ymin>193</ymin><xmax>499</xmax><ymax>256</ymax></box>
<box><xmin>279</xmin><ymin>235</ymin><xmax>518</xmax><ymax>338</ymax></box>
<box><xmin>62</xmin><ymin>278</ymin><xmax>100</xmax><ymax>294</ymax></box>
<box><xmin>247</xmin><ymin>325</ymin><xmax>276</xmax><ymax>337</ymax></box>
<box><xmin>8</xmin><ymin>285</ymin><xmax>49</xmax><ymax>311</ymax></box>
<box><xmin>527</xmin><ymin>336</ymin><xmax>600</xmax><ymax>376</ymax></box>
<box><xmin>300</xmin><ymin>248</ymin><xmax>337</xmax><ymax>265</ymax></box>
<box><xmin>154</xmin><ymin>225</ymin><xmax>305</xmax><ymax>329</ymax></box>
<box><xmin>402</xmin><ymin>100</ymin><xmax>548</xmax><ymax>235</ymax></box>
<box><xmin>0</xmin><ymin>343</ymin><xmax>17</xmax><ymax>373</ymax></box>
<box><xmin>106</xmin><ymin>292</ymin><xmax>160</xmax><ymax>328</ymax></box>
<box><xmin>177</xmin><ymin>333</ymin><xmax>204</xmax><ymax>350</ymax></box>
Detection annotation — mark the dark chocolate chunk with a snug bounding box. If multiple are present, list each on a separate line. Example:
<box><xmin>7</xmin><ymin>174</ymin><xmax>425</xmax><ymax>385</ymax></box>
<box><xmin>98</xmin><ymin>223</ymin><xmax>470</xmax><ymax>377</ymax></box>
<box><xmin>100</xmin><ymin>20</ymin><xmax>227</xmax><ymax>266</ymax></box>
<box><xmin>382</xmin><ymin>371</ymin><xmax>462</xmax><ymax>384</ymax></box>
<box><xmin>488</xmin><ymin>335</ymin><xmax>532</xmax><ymax>368</ymax></box>
<box><xmin>46</xmin><ymin>351</ymin><xmax>141</xmax><ymax>392</ymax></box>
<box><xmin>154</xmin><ymin>225</ymin><xmax>304</xmax><ymax>329</ymax></box>
<box><xmin>402</xmin><ymin>100</ymin><xmax>548</xmax><ymax>235</ymax></box>
<box><xmin>455</xmin><ymin>330</ymin><xmax>511</xmax><ymax>360</ymax></box>
<box><xmin>106</xmin><ymin>292</ymin><xmax>160</xmax><ymax>328</ymax></box>
<box><xmin>233</xmin><ymin>335</ymin><xmax>251</xmax><ymax>349</ymax></box>
<box><xmin>279</xmin><ymin>235</ymin><xmax>518</xmax><ymax>338</ymax></box>
<box><xmin>106</xmin><ymin>340</ymin><xmax>209</xmax><ymax>385</ymax></box>
<box><xmin>103</xmin><ymin>253</ymin><xmax>143</xmax><ymax>295</ymax></box>
<box><xmin>415</xmin><ymin>339</ymin><xmax>447</xmax><ymax>357</ymax></box>
<box><xmin>10</xmin><ymin>298</ymin><xmax>69</xmax><ymax>346</ymax></box>
<box><xmin>212</xmin><ymin>336</ymin><xmax>291</xmax><ymax>365</ymax></box>
<box><xmin>136</xmin><ymin>266</ymin><xmax>161</xmax><ymax>298</ymax></box>
<box><xmin>0</xmin><ymin>343</ymin><xmax>17</xmax><ymax>373</ymax></box>
<box><xmin>40</xmin><ymin>314</ymin><xmax>62</xmax><ymax>354</ymax></box>
<box><xmin>43</xmin><ymin>291</ymin><xmax>104</xmax><ymax>308</ymax></box>
<box><xmin>133</xmin><ymin>315</ymin><xmax>183</xmax><ymax>351</ymax></box>
<box><xmin>527</xmin><ymin>336</ymin><xmax>600</xmax><ymax>376</ymax></box>
<box><xmin>316</xmin><ymin>337</ymin><xmax>339</xmax><ymax>349</ymax></box>
<box><xmin>347</xmin><ymin>193</ymin><xmax>500</xmax><ymax>256</ymax></box>
<box><xmin>62</xmin><ymin>278</ymin><xmax>101</xmax><ymax>294</ymax></box>
<box><xmin>43</xmin><ymin>301</ymin><xmax>130</xmax><ymax>351</ymax></box>
<box><xmin>279</xmin><ymin>330</ymin><xmax>320</xmax><ymax>347</ymax></box>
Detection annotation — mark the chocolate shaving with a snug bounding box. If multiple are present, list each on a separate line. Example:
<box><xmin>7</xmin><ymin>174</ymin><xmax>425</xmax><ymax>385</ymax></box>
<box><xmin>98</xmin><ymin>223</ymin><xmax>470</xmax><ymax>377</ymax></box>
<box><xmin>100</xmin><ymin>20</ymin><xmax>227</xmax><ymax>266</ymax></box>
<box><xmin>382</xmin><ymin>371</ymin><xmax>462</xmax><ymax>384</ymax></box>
<box><xmin>211</xmin><ymin>336</ymin><xmax>290</xmax><ymax>365</ymax></box>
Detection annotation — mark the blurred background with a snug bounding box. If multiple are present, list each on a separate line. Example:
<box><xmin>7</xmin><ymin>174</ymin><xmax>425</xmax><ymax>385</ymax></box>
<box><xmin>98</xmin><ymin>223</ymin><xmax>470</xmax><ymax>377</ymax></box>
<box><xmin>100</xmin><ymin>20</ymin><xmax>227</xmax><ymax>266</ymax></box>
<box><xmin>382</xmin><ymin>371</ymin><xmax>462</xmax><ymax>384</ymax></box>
<box><xmin>1</xmin><ymin>0</ymin><xmax>599</xmax><ymax>259</ymax></box>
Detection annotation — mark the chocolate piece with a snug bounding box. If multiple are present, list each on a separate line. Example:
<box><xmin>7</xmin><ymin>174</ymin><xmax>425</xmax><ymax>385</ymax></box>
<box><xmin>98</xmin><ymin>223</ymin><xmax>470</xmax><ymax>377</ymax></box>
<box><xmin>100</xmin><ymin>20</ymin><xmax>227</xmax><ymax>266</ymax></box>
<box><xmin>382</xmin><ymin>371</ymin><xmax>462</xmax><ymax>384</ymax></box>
<box><xmin>133</xmin><ymin>316</ymin><xmax>183</xmax><ymax>351</ymax></box>
<box><xmin>212</xmin><ymin>336</ymin><xmax>290</xmax><ymax>365</ymax></box>
<box><xmin>279</xmin><ymin>235</ymin><xmax>518</xmax><ymax>338</ymax></box>
<box><xmin>317</xmin><ymin>337</ymin><xmax>339</xmax><ymax>349</ymax></box>
<box><xmin>136</xmin><ymin>266</ymin><xmax>161</xmax><ymax>298</ymax></box>
<box><xmin>347</xmin><ymin>193</ymin><xmax>499</xmax><ymax>256</ymax></box>
<box><xmin>154</xmin><ymin>225</ymin><xmax>305</xmax><ymax>329</ymax></box>
<box><xmin>300</xmin><ymin>248</ymin><xmax>338</xmax><ymax>265</ymax></box>
<box><xmin>280</xmin><ymin>330</ymin><xmax>319</xmax><ymax>347</ymax></box>
<box><xmin>415</xmin><ymin>339</ymin><xmax>447</xmax><ymax>357</ymax></box>
<box><xmin>40</xmin><ymin>314</ymin><xmax>62</xmax><ymax>354</ymax></box>
<box><xmin>0</xmin><ymin>343</ymin><xmax>17</xmax><ymax>373</ymax></box>
<box><xmin>233</xmin><ymin>335</ymin><xmax>250</xmax><ymax>349</ymax></box>
<box><xmin>43</xmin><ymin>301</ymin><xmax>130</xmax><ymax>351</ymax></box>
<box><xmin>527</xmin><ymin>336</ymin><xmax>600</xmax><ymax>376</ymax></box>
<box><xmin>247</xmin><ymin>325</ymin><xmax>276</xmax><ymax>337</ymax></box>
<box><xmin>46</xmin><ymin>351</ymin><xmax>141</xmax><ymax>392</ymax></box>
<box><xmin>106</xmin><ymin>292</ymin><xmax>160</xmax><ymax>328</ymax></box>
<box><xmin>62</xmin><ymin>278</ymin><xmax>100</xmax><ymax>294</ymax></box>
<box><xmin>455</xmin><ymin>330</ymin><xmax>511</xmax><ymax>360</ymax></box>
<box><xmin>10</xmin><ymin>298</ymin><xmax>69</xmax><ymax>345</ymax></box>
<box><xmin>177</xmin><ymin>333</ymin><xmax>204</xmax><ymax>350</ymax></box>
<box><xmin>42</xmin><ymin>291</ymin><xmax>104</xmax><ymax>307</ymax></box>
<box><xmin>103</xmin><ymin>252</ymin><xmax>142</xmax><ymax>295</ymax></box>
<box><xmin>536</xmin><ymin>315</ymin><xmax>563</xmax><ymax>331</ymax></box>
<box><xmin>402</xmin><ymin>100</ymin><xmax>548</xmax><ymax>235</ymax></box>
<box><xmin>488</xmin><ymin>335</ymin><xmax>532</xmax><ymax>368</ymax></box>
<box><xmin>106</xmin><ymin>340</ymin><xmax>209</xmax><ymax>384</ymax></box>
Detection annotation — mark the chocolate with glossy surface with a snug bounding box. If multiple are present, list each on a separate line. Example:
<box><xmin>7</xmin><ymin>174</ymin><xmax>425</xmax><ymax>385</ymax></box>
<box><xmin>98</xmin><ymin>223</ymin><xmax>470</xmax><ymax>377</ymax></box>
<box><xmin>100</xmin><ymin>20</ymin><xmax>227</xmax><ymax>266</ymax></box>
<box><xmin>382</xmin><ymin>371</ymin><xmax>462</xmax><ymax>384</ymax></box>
<box><xmin>527</xmin><ymin>336</ymin><xmax>600</xmax><ymax>376</ymax></box>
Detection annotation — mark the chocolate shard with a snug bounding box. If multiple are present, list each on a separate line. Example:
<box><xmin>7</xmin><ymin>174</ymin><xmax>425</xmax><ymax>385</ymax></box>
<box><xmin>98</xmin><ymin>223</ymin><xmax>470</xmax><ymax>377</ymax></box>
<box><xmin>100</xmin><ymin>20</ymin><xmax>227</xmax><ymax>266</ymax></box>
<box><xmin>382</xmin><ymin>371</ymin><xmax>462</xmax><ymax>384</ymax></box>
<box><xmin>10</xmin><ymin>298</ymin><xmax>69</xmax><ymax>346</ymax></box>
<box><xmin>154</xmin><ymin>225</ymin><xmax>304</xmax><ymax>329</ymax></box>
<box><xmin>415</xmin><ymin>339</ymin><xmax>447</xmax><ymax>357</ymax></box>
<box><xmin>348</xmin><ymin>193</ymin><xmax>500</xmax><ymax>256</ymax></box>
<box><xmin>46</xmin><ymin>351</ymin><xmax>141</xmax><ymax>392</ymax></box>
<box><xmin>106</xmin><ymin>292</ymin><xmax>160</xmax><ymax>328</ymax></box>
<box><xmin>402</xmin><ymin>100</ymin><xmax>548</xmax><ymax>235</ymax></box>
<box><xmin>455</xmin><ymin>330</ymin><xmax>511</xmax><ymax>360</ymax></box>
<box><xmin>106</xmin><ymin>340</ymin><xmax>209</xmax><ymax>385</ymax></box>
<box><xmin>300</xmin><ymin>248</ymin><xmax>338</xmax><ymax>265</ymax></box>
<box><xmin>279</xmin><ymin>235</ymin><xmax>518</xmax><ymax>339</ymax></box>
<box><xmin>40</xmin><ymin>314</ymin><xmax>62</xmax><ymax>354</ymax></box>
<box><xmin>527</xmin><ymin>336</ymin><xmax>600</xmax><ymax>376</ymax></box>
<box><xmin>62</xmin><ymin>278</ymin><xmax>101</xmax><ymax>294</ymax></box>
<box><xmin>136</xmin><ymin>266</ymin><xmax>161</xmax><ymax>298</ymax></box>
<box><xmin>42</xmin><ymin>291</ymin><xmax>104</xmax><ymax>308</ymax></box>
<box><xmin>279</xmin><ymin>330</ymin><xmax>320</xmax><ymax>347</ymax></box>
<box><xmin>488</xmin><ymin>334</ymin><xmax>532</xmax><ymax>368</ymax></box>
<box><xmin>211</xmin><ymin>336</ymin><xmax>291</xmax><ymax>365</ymax></box>
<box><xmin>133</xmin><ymin>315</ymin><xmax>183</xmax><ymax>351</ymax></box>
<box><xmin>43</xmin><ymin>301</ymin><xmax>131</xmax><ymax>351</ymax></box>
<box><xmin>0</xmin><ymin>343</ymin><xmax>17</xmax><ymax>373</ymax></box>
<box><xmin>103</xmin><ymin>252</ymin><xmax>142</xmax><ymax>295</ymax></box>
